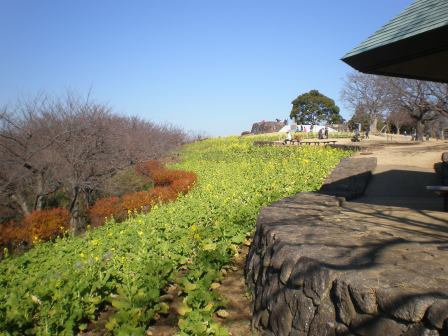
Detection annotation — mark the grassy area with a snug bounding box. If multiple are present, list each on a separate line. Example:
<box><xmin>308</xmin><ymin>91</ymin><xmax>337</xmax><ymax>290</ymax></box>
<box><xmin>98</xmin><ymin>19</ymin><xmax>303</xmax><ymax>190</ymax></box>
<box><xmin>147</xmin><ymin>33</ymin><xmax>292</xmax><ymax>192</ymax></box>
<box><xmin>0</xmin><ymin>136</ymin><xmax>350</xmax><ymax>336</ymax></box>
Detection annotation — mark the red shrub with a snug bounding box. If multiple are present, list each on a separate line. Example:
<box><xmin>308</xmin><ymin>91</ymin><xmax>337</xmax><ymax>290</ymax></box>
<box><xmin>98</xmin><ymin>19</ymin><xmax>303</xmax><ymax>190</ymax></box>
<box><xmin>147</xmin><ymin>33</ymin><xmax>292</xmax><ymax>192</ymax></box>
<box><xmin>170</xmin><ymin>174</ymin><xmax>197</xmax><ymax>194</ymax></box>
<box><xmin>0</xmin><ymin>220</ymin><xmax>30</xmax><ymax>245</ymax></box>
<box><xmin>89</xmin><ymin>196</ymin><xmax>126</xmax><ymax>227</ymax></box>
<box><xmin>23</xmin><ymin>208</ymin><xmax>70</xmax><ymax>243</ymax></box>
<box><xmin>1</xmin><ymin>162</ymin><xmax>197</xmax><ymax>248</ymax></box>
<box><xmin>90</xmin><ymin>160</ymin><xmax>197</xmax><ymax>224</ymax></box>
<box><xmin>136</xmin><ymin>160</ymin><xmax>162</xmax><ymax>178</ymax></box>
<box><xmin>148</xmin><ymin>186</ymin><xmax>178</xmax><ymax>204</ymax></box>
<box><xmin>121</xmin><ymin>191</ymin><xmax>155</xmax><ymax>212</ymax></box>
<box><xmin>136</xmin><ymin>160</ymin><xmax>195</xmax><ymax>187</ymax></box>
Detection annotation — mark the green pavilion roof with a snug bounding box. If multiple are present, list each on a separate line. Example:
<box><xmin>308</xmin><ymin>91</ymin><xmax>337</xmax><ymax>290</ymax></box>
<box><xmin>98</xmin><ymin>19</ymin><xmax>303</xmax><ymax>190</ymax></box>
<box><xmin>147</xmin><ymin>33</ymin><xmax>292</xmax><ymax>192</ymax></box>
<box><xmin>342</xmin><ymin>0</ymin><xmax>448</xmax><ymax>83</ymax></box>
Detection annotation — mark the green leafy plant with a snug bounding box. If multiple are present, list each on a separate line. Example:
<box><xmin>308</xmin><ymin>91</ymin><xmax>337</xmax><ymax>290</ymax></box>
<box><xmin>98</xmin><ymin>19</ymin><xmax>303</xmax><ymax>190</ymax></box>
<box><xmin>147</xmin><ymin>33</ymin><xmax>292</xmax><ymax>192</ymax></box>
<box><xmin>0</xmin><ymin>136</ymin><xmax>350</xmax><ymax>335</ymax></box>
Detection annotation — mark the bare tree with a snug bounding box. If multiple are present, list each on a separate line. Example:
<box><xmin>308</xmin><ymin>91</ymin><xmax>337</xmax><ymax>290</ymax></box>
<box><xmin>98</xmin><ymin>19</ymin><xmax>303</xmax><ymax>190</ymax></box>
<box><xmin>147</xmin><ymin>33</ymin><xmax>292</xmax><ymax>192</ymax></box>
<box><xmin>341</xmin><ymin>72</ymin><xmax>391</xmax><ymax>132</ymax></box>
<box><xmin>387</xmin><ymin>108</ymin><xmax>415</xmax><ymax>134</ymax></box>
<box><xmin>388</xmin><ymin>79</ymin><xmax>448</xmax><ymax>140</ymax></box>
<box><xmin>0</xmin><ymin>96</ymin><xmax>61</xmax><ymax>216</ymax></box>
<box><xmin>0</xmin><ymin>93</ymin><xmax>187</xmax><ymax>233</ymax></box>
<box><xmin>342</xmin><ymin>72</ymin><xmax>448</xmax><ymax>139</ymax></box>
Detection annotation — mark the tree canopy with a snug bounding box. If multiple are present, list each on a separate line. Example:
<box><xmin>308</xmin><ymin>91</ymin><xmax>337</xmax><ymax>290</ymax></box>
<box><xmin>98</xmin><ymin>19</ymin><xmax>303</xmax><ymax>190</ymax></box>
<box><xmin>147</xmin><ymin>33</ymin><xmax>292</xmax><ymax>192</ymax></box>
<box><xmin>290</xmin><ymin>90</ymin><xmax>343</xmax><ymax>125</ymax></box>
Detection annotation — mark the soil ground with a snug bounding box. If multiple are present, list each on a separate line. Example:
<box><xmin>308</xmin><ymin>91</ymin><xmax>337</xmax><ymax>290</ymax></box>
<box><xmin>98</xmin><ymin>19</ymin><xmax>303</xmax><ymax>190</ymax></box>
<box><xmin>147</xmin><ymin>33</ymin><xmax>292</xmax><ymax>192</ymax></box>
<box><xmin>146</xmin><ymin>244</ymin><xmax>254</xmax><ymax>336</ymax></box>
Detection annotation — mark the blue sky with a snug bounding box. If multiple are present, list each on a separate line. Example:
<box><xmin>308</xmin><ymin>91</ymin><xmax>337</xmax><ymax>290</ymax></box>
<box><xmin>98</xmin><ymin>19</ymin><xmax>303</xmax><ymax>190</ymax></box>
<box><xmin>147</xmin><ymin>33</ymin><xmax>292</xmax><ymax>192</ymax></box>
<box><xmin>0</xmin><ymin>0</ymin><xmax>412</xmax><ymax>136</ymax></box>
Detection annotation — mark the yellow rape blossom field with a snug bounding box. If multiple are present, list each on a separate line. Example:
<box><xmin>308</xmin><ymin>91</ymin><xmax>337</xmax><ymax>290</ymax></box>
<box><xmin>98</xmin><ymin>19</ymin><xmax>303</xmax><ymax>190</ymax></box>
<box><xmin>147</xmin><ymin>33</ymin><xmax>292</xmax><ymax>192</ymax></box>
<box><xmin>0</xmin><ymin>135</ymin><xmax>350</xmax><ymax>336</ymax></box>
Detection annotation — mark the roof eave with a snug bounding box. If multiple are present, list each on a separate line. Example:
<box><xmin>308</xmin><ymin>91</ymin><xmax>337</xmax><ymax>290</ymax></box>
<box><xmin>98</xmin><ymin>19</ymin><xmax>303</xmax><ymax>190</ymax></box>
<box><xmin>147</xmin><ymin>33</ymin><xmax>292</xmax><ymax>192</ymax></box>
<box><xmin>341</xmin><ymin>25</ymin><xmax>448</xmax><ymax>83</ymax></box>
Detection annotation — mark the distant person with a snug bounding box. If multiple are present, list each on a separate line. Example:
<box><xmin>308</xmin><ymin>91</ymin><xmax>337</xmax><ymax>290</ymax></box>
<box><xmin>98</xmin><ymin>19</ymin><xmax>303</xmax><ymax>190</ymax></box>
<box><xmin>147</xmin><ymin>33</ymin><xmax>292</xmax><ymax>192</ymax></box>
<box><xmin>318</xmin><ymin>128</ymin><xmax>324</xmax><ymax>139</ymax></box>
<box><xmin>324</xmin><ymin>127</ymin><xmax>329</xmax><ymax>139</ymax></box>
<box><xmin>284</xmin><ymin>131</ymin><xmax>292</xmax><ymax>144</ymax></box>
<box><xmin>411</xmin><ymin>129</ymin><xmax>417</xmax><ymax>141</ymax></box>
<box><xmin>365</xmin><ymin>126</ymin><xmax>370</xmax><ymax>139</ymax></box>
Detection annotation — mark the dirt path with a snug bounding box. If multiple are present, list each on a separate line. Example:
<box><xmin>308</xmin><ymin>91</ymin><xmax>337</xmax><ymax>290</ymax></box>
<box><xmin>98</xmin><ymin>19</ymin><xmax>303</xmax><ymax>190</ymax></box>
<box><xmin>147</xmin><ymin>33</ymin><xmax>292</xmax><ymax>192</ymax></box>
<box><xmin>145</xmin><ymin>244</ymin><xmax>255</xmax><ymax>336</ymax></box>
<box><xmin>351</xmin><ymin>138</ymin><xmax>447</xmax><ymax>211</ymax></box>
<box><xmin>212</xmin><ymin>244</ymin><xmax>255</xmax><ymax>336</ymax></box>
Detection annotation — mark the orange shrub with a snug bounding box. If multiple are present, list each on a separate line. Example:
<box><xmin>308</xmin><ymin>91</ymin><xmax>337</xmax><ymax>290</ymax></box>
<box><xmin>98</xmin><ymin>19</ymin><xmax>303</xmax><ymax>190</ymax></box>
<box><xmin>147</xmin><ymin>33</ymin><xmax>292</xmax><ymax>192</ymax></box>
<box><xmin>121</xmin><ymin>191</ymin><xmax>155</xmax><ymax>212</ymax></box>
<box><xmin>0</xmin><ymin>220</ymin><xmax>30</xmax><ymax>245</ymax></box>
<box><xmin>89</xmin><ymin>160</ymin><xmax>197</xmax><ymax>225</ymax></box>
<box><xmin>2</xmin><ymin>162</ymin><xmax>197</xmax><ymax>248</ymax></box>
<box><xmin>148</xmin><ymin>186</ymin><xmax>178</xmax><ymax>204</ymax></box>
<box><xmin>170</xmin><ymin>175</ymin><xmax>197</xmax><ymax>194</ymax></box>
<box><xmin>136</xmin><ymin>160</ymin><xmax>162</xmax><ymax>177</ymax></box>
<box><xmin>23</xmin><ymin>208</ymin><xmax>70</xmax><ymax>243</ymax></box>
<box><xmin>88</xmin><ymin>196</ymin><xmax>126</xmax><ymax>227</ymax></box>
<box><xmin>136</xmin><ymin>160</ymin><xmax>196</xmax><ymax>187</ymax></box>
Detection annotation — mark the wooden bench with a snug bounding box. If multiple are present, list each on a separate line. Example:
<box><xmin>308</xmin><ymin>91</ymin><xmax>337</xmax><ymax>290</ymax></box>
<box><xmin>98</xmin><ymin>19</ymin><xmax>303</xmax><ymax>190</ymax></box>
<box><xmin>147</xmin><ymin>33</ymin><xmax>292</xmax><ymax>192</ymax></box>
<box><xmin>283</xmin><ymin>140</ymin><xmax>337</xmax><ymax>146</ymax></box>
<box><xmin>282</xmin><ymin>139</ymin><xmax>301</xmax><ymax>145</ymax></box>
<box><xmin>301</xmin><ymin>140</ymin><xmax>337</xmax><ymax>146</ymax></box>
<box><xmin>426</xmin><ymin>186</ymin><xmax>448</xmax><ymax>211</ymax></box>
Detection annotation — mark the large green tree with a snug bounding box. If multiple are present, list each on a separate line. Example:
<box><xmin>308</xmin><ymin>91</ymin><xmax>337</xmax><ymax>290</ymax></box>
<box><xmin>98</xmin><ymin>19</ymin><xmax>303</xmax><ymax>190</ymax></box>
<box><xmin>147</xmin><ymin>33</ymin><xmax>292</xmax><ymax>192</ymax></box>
<box><xmin>290</xmin><ymin>90</ymin><xmax>343</xmax><ymax>125</ymax></box>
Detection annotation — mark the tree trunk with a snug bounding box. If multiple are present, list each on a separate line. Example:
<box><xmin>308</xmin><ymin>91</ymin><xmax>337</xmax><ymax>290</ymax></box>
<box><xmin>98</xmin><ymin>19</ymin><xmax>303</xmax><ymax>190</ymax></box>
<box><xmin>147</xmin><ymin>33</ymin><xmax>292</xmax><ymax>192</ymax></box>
<box><xmin>370</xmin><ymin>117</ymin><xmax>378</xmax><ymax>133</ymax></box>
<box><xmin>34</xmin><ymin>173</ymin><xmax>44</xmax><ymax>211</ymax></box>
<box><xmin>12</xmin><ymin>192</ymin><xmax>30</xmax><ymax>216</ymax></box>
<box><xmin>69</xmin><ymin>187</ymin><xmax>87</xmax><ymax>234</ymax></box>
<box><xmin>416</xmin><ymin>121</ymin><xmax>425</xmax><ymax>141</ymax></box>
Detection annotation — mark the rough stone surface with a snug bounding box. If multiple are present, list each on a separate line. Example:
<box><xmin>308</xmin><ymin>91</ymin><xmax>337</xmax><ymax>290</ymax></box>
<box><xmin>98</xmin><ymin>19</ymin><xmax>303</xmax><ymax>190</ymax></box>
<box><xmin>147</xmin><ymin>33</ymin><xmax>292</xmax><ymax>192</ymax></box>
<box><xmin>251</xmin><ymin>121</ymin><xmax>285</xmax><ymax>134</ymax></box>
<box><xmin>245</xmin><ymin>192</ymin><xmax>448</xmax><ymax>335</ymax></box>
<box><xmin>376</xmin><ymin>288</ymin><xmax>437</xmax><ymax>322</ymax></box>
<box><xmin>308</xmin><ymin>300</ymin><xmax>336</xmax><ymax>336</ymax></box>
<box><xmin>402</xmin><ymin>324</ymin><xmax>440</xmax><ymax>336</ymax></box>
<box><xmin>351</xmin><ymin>316</ymin><xmax>406</xmax><ymax>336</ymax></box>
<box><xmin>333</xmin><ymin>280</ymin><xmax>357</xmax><ymax>326</ymax></box>
<box><xmin>348</xmin><ymin>285</ymin><xmax>378</xmax><ymax>314</ymax></box>
<box><xmin>319</xmin><ymin>157</ymin><xmax>377</xmax><ymax>200</ymax></box>
<box><xmin>426</xmin><ymin>299</ymin><xmax>448</xmax><ymax>329</ymax></box>
<box><xmin>245</xmin><ymin>153</ymin><xmax>448</xmax><ymax>336</ymax></box>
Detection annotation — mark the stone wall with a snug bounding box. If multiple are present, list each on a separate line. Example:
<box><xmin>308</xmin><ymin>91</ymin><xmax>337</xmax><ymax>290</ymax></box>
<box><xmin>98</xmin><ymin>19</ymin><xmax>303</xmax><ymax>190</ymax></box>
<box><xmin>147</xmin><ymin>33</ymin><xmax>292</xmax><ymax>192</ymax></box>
<box><xmin>319</xmin><ymin>157</ymin><xmax>376</xmax><ymax>200</ymax></box>
<box><xmin>245</xmin><ymin>158</ymin><xmax>448</xmax><ymax>336</ymax></box>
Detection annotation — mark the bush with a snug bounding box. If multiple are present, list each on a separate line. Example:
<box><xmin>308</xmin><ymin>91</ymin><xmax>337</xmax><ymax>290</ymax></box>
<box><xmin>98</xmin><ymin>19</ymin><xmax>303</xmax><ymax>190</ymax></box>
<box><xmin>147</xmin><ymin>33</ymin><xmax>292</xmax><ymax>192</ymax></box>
<box><xmin>1</xmin><ymin>209</ymin><xmax>70</xmax><ymax>246</ymax></box>
<box><xmin>23</xmin><ymin>208</ymin><xmax>70</xmax><ymax>243</ymax></box>
<box><xmin>88</xmin><ymin>197</ymin><xmax>126</xmax><ymax>227</ymax></box>
<box><xmin>87</xmin><ymin>160</ymin><xmax>198</xmax><ymax>225</ymax></box>
<box><xmin>0</xmin><ymin>161</ymin><xmax>197</xmax><ymax>247</ymax></box>
<box><xmin>121</xmin><ymin>191</ymin><xmax>155</xmax><ymax>212</ymax></box>
<box><xmin>0</xmin><ymin>220</ymin><xmax>29</xmax><ymax>246</ymax></box>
